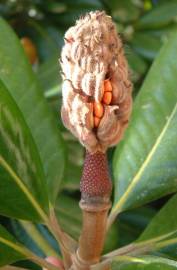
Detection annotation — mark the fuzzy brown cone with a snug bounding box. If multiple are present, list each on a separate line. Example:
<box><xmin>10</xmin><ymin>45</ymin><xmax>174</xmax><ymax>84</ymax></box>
<box><xmin>60</xmin><ymin>11</ymin><xmax>132</xmax><ymax>153</ymax></box>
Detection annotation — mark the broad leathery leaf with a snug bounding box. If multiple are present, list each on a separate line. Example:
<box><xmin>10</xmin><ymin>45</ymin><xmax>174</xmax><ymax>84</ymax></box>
<box><xmin>118</xmin><ymin>206</ymin><xmax>156</xmax><ymax>247</ymax></box>
<box><xmin>112</xmin><ymin>255</ymin><xmax>177</xmax><ymax>270</ymax></box>
<box><xmin>61</xmin><ymin>0</ymin><xmax>103</xmax><ymax>9</ymax></box>
<box><xmin>137</xmin><ymin>1</ymin><xmax>177</xmax><ymax>29</ymax></box>
<box><xmin>11</xmin><ymin>221</ymin><xmax>44</xmax><ymax>257</ymax></box>
<box><xmin>110</xmin><ymin>30</ymin><xmax>177</xmax><ymax>223</ymax></box>
<box><xmin>55</xmin><ymin>195</ymin><xmax>83</xmax><ymax>240</ymax></box>
<box><xmin>126</xmin><ymin>49</ymin><xmax>148</xmax><ymax>83</ymax></box>
<box><xmin>9</xmin><ymin>262</ymin><xmax>40</xmax><ymax>270</ymax></box>
<box><xmin>108</xmin><ymin>0</ymin><xmax>140</xmax><ymax>23</ymax></box>
<box><xmin>55</xmin><ymin>195</ymin><xmax>118</xmax><ymax>252</ymax></box>
<box><xmin>138</xmin><ymin>194</ymin><xmax>177</xmax><ymax>242</ymax></box>
<box><xmin>61</xmin><ymin>161</ymin><xmax>81</xmax><ymax>191</ymax></box>
<box><xmin>27</xmin><ymin>20</ymin><xmax>63</xmax><ymax>62</ymax></box>
<box><xmin>41</xmin><ymin>2</ymin><xmax>66</xmax><ymax>14</ymax></box>
<box><xmin>0</xmin><ymin>225</ymin><xmax>25</xmax><ymax>266</ymax></box>
<box><xmin>53</xmin><ymin>0</ymin><xmax>104</xmax><ymax>29</ymax></box>
<box><xmin>0</xmin><ymin>18</ymin><xmax>65</xmax><ymax>203</ymax></box>
<box><xmin>0</xmin><ymin>80</ymin><xmax>48</xmax><ymax>221</ymax></box>
<box><xmin>60</xmin><ymin>139</ymin><xmax>83</xmax><ymax>191</ymax></box>
<box><xmin>37</xmin><ymin>53</ymin><xmax>62</xmax><ymax>97</ymax></box>
<box><xmin>130</xmin><ymin>33</ymin><xmax>162</xmax><ymax>60</ymax></box>
<box><xmin>11</xmin><ymin>220</ymin><xmax>59</xmax><ymax>257</ymax></box>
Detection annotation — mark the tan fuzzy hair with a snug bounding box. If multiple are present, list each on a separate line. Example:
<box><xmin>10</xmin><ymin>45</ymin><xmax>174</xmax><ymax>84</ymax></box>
<box><xmin>60</xmin><ymin>11</ymin><xmax>132</xmax><ymax>153</ymax></box>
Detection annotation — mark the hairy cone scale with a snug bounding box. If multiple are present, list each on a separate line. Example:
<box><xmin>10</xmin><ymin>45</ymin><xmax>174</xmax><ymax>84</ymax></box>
<box><xmin>60</xmin><ymin>11</ymin><xmax>132</xmax><ymax>153</ymax></box>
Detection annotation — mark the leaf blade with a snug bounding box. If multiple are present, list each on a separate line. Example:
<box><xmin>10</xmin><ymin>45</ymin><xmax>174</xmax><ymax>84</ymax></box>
<box><xmin>0</xmin><ymin>225</ymin><xmax>25</xmax><ymax>266</ymax></box>
<box><xmin>0</xmin><ymin>80</ymin><xmax>48</xmax><ymax>221</ymax></box>
<box><xmin>137</xmin><ymin>2</ymin><xmax>177</xmax><ymax>29</ymax></box>
<box><xmin>110</xmin><ymin>30</ymin><xmax>177</xmax><ymax>223</ymax></box>
<box><xmin>0</xmin><ymin>18</ymin><xmax>65</xmax><ymax>203</ymax></box>
<box><xmin>138</xmin><ymin>193</ymin><xmax>177</xmax><ymax>242</ymax></box>
<box><xmin>111</xmin><ymin>255</ymin><xmax>177</xmax><ymax>270</ymax></box>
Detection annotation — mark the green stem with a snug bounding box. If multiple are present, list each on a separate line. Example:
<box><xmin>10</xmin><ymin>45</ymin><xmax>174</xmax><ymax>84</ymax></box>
<box><xmin>103</xmin><ymin>231</ymin><xmax>177</xmax><ymax>260</ymax></box>
<box><xmin>154</xmin><ymin>237</ymin><xmax>177</xmax><ymax>250</ymax></box>
<box><xmin>19</xmin><ymin>220</ymin><xmax>59</xmax><ymax>257</ymax></box>
<box><xmin>47</xmin><ymin>207</ymin><xmax>77</xmax><ymax>269</ymax></box>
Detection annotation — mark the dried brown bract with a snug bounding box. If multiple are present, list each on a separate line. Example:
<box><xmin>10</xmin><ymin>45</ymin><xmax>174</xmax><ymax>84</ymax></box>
<box><xmin>60</xmin><ymin>11</ymin><xmax>132</xmax><ymax>153</ymax></box>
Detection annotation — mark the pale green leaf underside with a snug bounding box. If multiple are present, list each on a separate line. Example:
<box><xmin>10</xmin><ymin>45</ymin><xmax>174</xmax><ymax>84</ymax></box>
<box><xmin>110</xmin><ymin>30</ymin><xmax>177</xmax><ymax>223</ymax></box>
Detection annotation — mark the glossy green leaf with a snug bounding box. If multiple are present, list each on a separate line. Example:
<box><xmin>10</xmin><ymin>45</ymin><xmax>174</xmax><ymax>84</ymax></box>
<box><xmin>52</xmin><ymin>0</ymin><xmax>103</xmax><ymax>28</ymax></box>
<box><xmin>111</xmin><ymin>255</ymin><xmax>177</xmax><ymax>270</ymax></box>
<box><xmin>0</xmin><ymin>80</ymin><xmax>48</xmax><ymax>221</ymax></box>
<box><xmin>138</xmin><ymin>194</ymin><xmax>177</xmax><ymax>242</ymax></box>
<box><xmin>126</xmin><ymin>49</ymin><xmax>148</xmax><ymax>82</ymax></box>
<box><xmin>0</xmin><ymin>224</ymin><xmax>25</xmax><ymax>266</ymax></box>
<box><xmin>108</xmin><ymin>0</ymin><xmax>140</xmax><ymax>23</ymax></box>
<box><xmin>109</xmin><ymin>30</ymin><xmax>177</xmax><ymax>224</ymax></box>
<box><xmin>26</xmin><ymin>20</ymin><xmax>63</xmax><ymax>62</ymax></box>
<box><xmin>37</xmin><ymin>53</ymin><xmax>62</xmax><ymax>96</ymax></box>
<box><xmin>61</xmin><ymin>0</ymin><xmax>103</xmax><ymax>9</ymax></box>
<box><xmin>61</xmin><ymin>161</ymin><xmax>81</xmax><ymax>191</ymax></box>
<box><xmin>0</xmin><ymin>18</ymin><xmax>65</xmax><ymax>203</ymax></box>
<box><xmin>11</xmin><ymin>261</ymin><xmax>40</xmax><ymax>270</ymax></box>
<box><xmin>55</xmin><ymin>195</ymin><xmax>83</xmax><ymax>240</ymax></box>
<box><xmin>118</xmin><ymin>206</ymin><xmax>156</xmax><ymax>247</ymax></box>
<box><xmin>130</xmin><ymin>33</ymin><xmax>162</xmax><ymax>60</ymax></box>
<box><xmin>11</xmin><ymin>220</ymin><xmax>59</xmax><ymax>257</ymax></box>
<box><xmin>11</xmin><ymin>221</ymin><xmax>45</xmax><ymax>257</ymax></box>
<box><xmin>137</xmin><ymin>2</ymin><xmax>177</xmax><ymax>29</ymax></box>
<box><xmin>41</xmin><ymin>1</ymin><xmax>67</xmax><ymax>14</ymax></box>
<box><xmin>60</xmin><ymin>140</ymin><xmax>83</xmax><ymax>191</ymax></box>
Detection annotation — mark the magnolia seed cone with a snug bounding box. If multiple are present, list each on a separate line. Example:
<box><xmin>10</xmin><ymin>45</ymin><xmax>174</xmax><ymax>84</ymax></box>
<box><xmin>60</xmin><ymin>11</ymin><xmax>132</xmax><ymax>153</ymax></box>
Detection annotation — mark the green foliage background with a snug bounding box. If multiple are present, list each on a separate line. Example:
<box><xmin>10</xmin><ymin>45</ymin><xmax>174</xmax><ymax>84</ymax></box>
<box><xmin>0</xmin><ymin>0</ymin><xmax>177</xmax><ymax>269</ymax></box>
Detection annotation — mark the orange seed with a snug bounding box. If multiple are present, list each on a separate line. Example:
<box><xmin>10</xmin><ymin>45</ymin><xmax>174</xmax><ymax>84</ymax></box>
<box><xmin>93</xmin><ymin>102</ymin><xmax>104</xmax><ymax>118</ymax></box>
<box><xmin>94</xmin><ymin>116</ymin><xmax>101</xmax><ymax>128</ymax></box>
<box><xmin>102</xmin><ymin>91</ymin><xmax>112</xmax><ymax>105</ymax></box>
<box><xmin>104</xmin><ymin>79</ymin><xmax>112</xmax><ymax>92</ymax></box>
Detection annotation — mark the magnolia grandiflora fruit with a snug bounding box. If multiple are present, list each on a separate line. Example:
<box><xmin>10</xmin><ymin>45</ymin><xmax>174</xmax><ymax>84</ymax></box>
<box><xmin>60</xmin><ymin>11</ymin><xmax>132</xmax><ymax>153</ymax></box>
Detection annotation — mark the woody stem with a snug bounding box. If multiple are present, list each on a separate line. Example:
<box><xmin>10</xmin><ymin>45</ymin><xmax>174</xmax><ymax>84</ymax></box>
<box><xmin>72</xmin><ymin>151</ymin><xmax>112</xmax><ymax>270</ymax></box>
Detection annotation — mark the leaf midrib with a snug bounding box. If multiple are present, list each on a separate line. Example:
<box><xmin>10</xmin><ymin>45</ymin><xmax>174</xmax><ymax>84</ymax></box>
<box><xmin>0</xmin><ymin>236</ymin><xmax>28</xmax><ymax>257</ymax></box>
<box><xmin>0</xmin><ymin>156</ymin><xmax>48</xmax><ymax>222</ymax></box>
